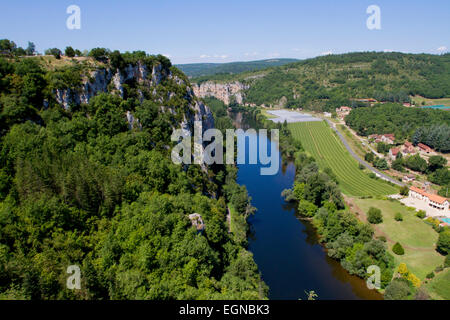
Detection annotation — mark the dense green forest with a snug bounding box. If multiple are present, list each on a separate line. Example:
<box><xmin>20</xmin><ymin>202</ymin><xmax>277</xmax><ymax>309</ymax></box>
<box><xmin>195</xmin><ymin>52</ymin><xmax>450</xmax><ymax>112</ymax></box>
<box><xmin>345</xmin><ymin>103</ymin><xmax>450</xmax><ymax>153</ymax></box>
<box><xmin>0</xmin><ymin>43</ymin><xmax>267</xmax><ymax>299</ymax></box>
<box><xmin>176</xmin><ymin>58</ymin><xmax>298</xmax><ymax>79</ymax></box>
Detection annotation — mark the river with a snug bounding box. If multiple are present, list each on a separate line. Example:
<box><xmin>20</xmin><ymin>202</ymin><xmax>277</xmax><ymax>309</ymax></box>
<box><xmin>236</xmin><ymin>132</ymin><xmax>383</xmax><ymax>300</ymax></box>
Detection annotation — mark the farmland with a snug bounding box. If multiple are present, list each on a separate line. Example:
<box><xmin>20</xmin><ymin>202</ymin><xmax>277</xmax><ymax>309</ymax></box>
<box><xmin>288</xmin><ymin>121</ymin><xmax>398</xmax><ymax>196</ymax></box>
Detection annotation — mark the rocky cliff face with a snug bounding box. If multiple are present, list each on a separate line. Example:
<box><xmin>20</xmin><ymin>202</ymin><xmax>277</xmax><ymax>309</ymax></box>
<box><xmin>192</xmin><ymin>81</ymin><xmax>248</xmax><ymax>105</ymax></box>
<box><xmin>54</xmin><ymin>61</ymin><xmax>214</xmax><ymax>134</ymax></box>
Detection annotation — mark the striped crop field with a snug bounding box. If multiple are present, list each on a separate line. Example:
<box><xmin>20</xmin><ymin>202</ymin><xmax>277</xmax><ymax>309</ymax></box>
<box><xmin>288</xmin><ymin>121</ymin><xmax>398</xmax><ymax>196</ymax></box>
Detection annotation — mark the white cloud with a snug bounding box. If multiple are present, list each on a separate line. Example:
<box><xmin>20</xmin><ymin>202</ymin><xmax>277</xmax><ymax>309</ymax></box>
<box><xmin>292</xmin><ymin>48</ymin><xmax>302</xmax><ymax>52</ymax></box>
<box><xmin>268</xmin><ymin>52</ymin><xmax>280</xmax><ymax>58</ymax></box>
<box><xmin>244</xmin><ymin>51</ymin><xmax>259</xmax><ymax>57</ymax></box>
<box><xmin>437</xmin><ymin>46</ymin><xmax>447</xmax><ymax>53</ymax></box>
<box><xmin>383</xmin><ymin>49</ymin><xmax>393</xmax><ymax>53</ymax></box>
<box><xmin>320</xmin><ymin>51</ymin><xmax>333</xmax><ymax>56</ymax></box>
<box><xmin>199</xmin><ymin>54</ymin><xmax>210</xmax><ymax>58</ymax></box>
<box><xmin>213</xmin><ymin>54</ymin><xmax>228</xmax><ymax>59</ymax></box>
<box><xmin>162</xmin><ymin>53</ymin><xmax>172</xmax><ymax>58</ymax></box>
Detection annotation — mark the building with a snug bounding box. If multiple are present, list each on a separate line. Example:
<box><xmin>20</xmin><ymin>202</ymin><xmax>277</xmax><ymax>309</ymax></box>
<box><xmin>402</xmin><ymin>141</ymin><xmax>416</xmax><ymax>156</ymax></box>
<box><xmin>381</xmin><ymin>134</ymin><xmax>395</xmax><ymax>144</ymax></box>
<box><xmin>336</xmin><ymin>106</ymin><xmax>352</xmax><ymax>119</ymax></box>
<box><xmin>368</xmin><ymin>133</ymin><xmax>395</xmax><ymax>144</ymax></box>
<box><xmin>409</xmin><ymin>186</ymin><xmax>449</xmax><ymax>213</ymax></box>
<box><xmin>418</xmin><ymin>143</ymin><xmax>433</xmax><ymax>154</ymax></box>
<box><xmin>389</xmin><ymin>147</ymin><xmax>400</xmax><ymax>160</ymax></box>
<box><xmin>402</xmin><ymin>174</ymin><xmax>415</xmax><ymax>182</ymax></box>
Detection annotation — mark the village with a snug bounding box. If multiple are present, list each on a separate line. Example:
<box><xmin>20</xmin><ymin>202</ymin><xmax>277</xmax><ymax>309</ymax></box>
<box><xmin>331</xmin><ymin>103</ymin><xmax>450</xmax><ymax>224</ymax></box>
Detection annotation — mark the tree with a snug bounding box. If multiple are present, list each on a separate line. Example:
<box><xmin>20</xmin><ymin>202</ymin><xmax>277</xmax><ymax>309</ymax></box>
<box><xmin>367</xmin><ymin>207</ymin><xmax>383</xmax><ymax>224</ymax></box>
<box><xmin>384</xmin><ymin>278</ymin><xmax>411</xmax><ymax>300</ymax></box>
<box><xmin>429</xmin><ymin>168</ymin><xmax>450</xmax><ymax>186</ymax></box>
<box><xmin>392</xmin><ymin>242</ymin><xmax>405</xmax><ymax>255</ymax></box>
<box><xmin>404</xmin><ymin>154</ymin><xmax>427</xmax><ymax>173</ymax></box>
<box><xmin>297</xmin><ymin>199</ymin><xmax>318</xmax><ymax>217</ymax></box>
<box><xmin>427</xmin><ymin>155</ymin><xmax>446</xmax><ymax>172</ymax></box>
<box><xmin>45</xmin><ymin>48</ymin><xmax>62</xmax><ymax>59</ymax></box>
<box><xmin>374</xmin><ymin>158</ymin><xmax>389</xmax><ymax>170</ymax></box>
<box><xmin>364</xmin><ymin>152</ymin><xmax>374</xmax><ymax>163</ymax></box>
<box><xmin>399</xmin><ymin>186</ymin><xmax>409</xmax><ymax>196</ymax></box>
<box><xmin>392</xmin><ymin>158</ymin><xmax>404</xmax><ymax>172</ymax></box>
<box><xmin>436</xmin><ymin>229</ymin><xmax>450</xmax><ymax>255</ymax></box>
<box><xmin>25</xmin><ymin>42</ymin><xmax>35</xmax><ymax>56</ymax></box>
<box><xmin>0</xmin><ymin>39</ymin><xmax>17</xmax><ymax>53</ymax></box>
<box><xmin>89</xmin><ymin>48</ymin><xmax>109</xmax><ymax>61</ymax></box>
<box><xmin>65</xmin><ymin>46</ymin><xmax>76</xmax><ymax>58</ymax></box>
<box><xmin>394</xmin><ymin>212</ymin><xmax>403</xmax><ymax>221</ymax></box>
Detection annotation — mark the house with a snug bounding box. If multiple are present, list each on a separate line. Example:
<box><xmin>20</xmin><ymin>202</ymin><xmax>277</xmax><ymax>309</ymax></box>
<box><xmin>336</xmin><ymin>106</ymin><xmax>352</xmax><ymax>119</ymax></box>
<box><xmin>368</xmin><ymin>134</ymin><xmax>382</xmax><ymax>143</ymax></box>
<box><xmin>381</xmin><ymin>134</ymin><xmax>395</xmax><ymax>144</ymax></box>
<box><xmin>402</xmin><ymin>102</ymin><xmax>412</xmax><ymax>107</ymax></box>
<box><xmin>409</xmin><ymin>186</ymin><xmax>449</xmax><ymax>213</ymax></box>
<box><xmin>418</xmin><ymin>143</ymin><xmax>433</xmax><ymax>154</ymax></box>
<box><xmin>389</xmin><ymin>147</ymin><xmax>400</xmax><ymax>160</ymax></box>
<box><xmin>402</xmin><ymin>174</ymin><xmax>415</xmax><ymax>182</ymax></box>
<box><xmin>402</xmin><ymin>141</ymin><xmax>416</xmax><ymax>156</ymax></box>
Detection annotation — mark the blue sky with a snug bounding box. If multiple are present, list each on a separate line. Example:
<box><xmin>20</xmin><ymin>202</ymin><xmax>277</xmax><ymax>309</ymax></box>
<box><xmin>1</xmin><ymin>0</ymin><xmax>449</xmax><ymax>64</ymax></box>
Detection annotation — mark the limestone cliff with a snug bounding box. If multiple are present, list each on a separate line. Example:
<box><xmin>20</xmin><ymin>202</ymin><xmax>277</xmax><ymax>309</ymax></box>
<box><xmin>192</xmin><ymin>81</ymin><xmax>248</xmax><ymax>105</ymax></box>
<box><xmin>53</xmin><ymin>61</ymin><xmax>214</xmax><ymax>134</ymax></box>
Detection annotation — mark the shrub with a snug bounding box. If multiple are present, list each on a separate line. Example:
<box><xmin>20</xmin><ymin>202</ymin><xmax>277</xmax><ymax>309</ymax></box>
<box><xmin>392</xmin><ymin>242</ymin><xmax>405</xmax><ymax>255</ymax></box>
<box><xmin>367</xmin><ymin>207</ymin><xmax>383</xmax><ymax>224</ymax></box>
<box><xmin>407</xmin><ymin>273</ymin><xmax>421</xmax><ymax>288</ymax></box>
<box><xmin>445</xmin><ymin>254</ymin><xmax>450</xmax><ymax>268</ymax></box>
<box><xmin>435</xmin><ymin>265</ymin><xmax>443</xmax><ymax>273</ymax></box>
<box><xmin>416</xmin><ymin>210</ymin><xmax>426</xmax><ymax>219</ymax></box>
<box><xmin>436</xmin><ymin>229</ymin><xmax>450</xmax><ymax>255</ymax></box>
<box><xmin>377</xmin><ymin>236</ymin><xmax>387</xmax><ymax>242</ymax></box>
<box><xmin>384</xmin><ymin>278</ymin><xmax>411</xmax><ymax>300</ymax></box>
<box><xmin>400</xmin><ymin>186</ymin><xmax>409</xmax><ymax>196</ymax></box>
<box><xmin>395</xmin><ymin>212</ymin><xmax>403</xmax><ymax>221</ymax></box>
<box><xmin>397</xmin><ymin>263</ymin><xmax>408</xmax><ymax>275</ymax></box>
<box><xmin>426</xmin><ymin>272</ymin><xmax>435</xmax><ymax>279</ymax></box>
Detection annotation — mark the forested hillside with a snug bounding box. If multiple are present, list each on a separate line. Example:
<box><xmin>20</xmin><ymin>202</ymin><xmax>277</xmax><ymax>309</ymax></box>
<box><xmin>345</xmin><ymin>104</ymin><xmax>450</xmax><ymax>152</ymax></box>
<box><xmin>0</xmin><ymin>44</ymin><xmax>267</xmax><ymax>299</ymax></box>
<box><xmin>195</xmin><ymin>52</ymin><xmax>450</xmax><ymax>111</ymax></box>
<box><xmin>176</xmin><ymin>58</ymin><xmax>298</xmax><ymax>78</ymax></box>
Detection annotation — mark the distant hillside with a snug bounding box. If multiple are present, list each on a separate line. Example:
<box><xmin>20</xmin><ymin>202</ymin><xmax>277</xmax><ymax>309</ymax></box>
<box><xmin>175</xmin><ymin>58</ymin><xmax>298</xmax><ymax>78</ymax></box>
<box><xmin>192</xmin><ymin>52</ymin><xmax>450</xmax><ymax>112</ymax></box>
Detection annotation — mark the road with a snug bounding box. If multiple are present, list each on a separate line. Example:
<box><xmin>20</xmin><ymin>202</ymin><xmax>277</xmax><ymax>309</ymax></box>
<box><xmin>325</xmin><ymin>119</ymin><xmax>405</xmax><ymax>187</ymax></box>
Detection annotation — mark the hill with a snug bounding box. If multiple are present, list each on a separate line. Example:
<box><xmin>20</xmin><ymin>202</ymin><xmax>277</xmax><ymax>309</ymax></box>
<box><xmin>0</xmin><ymin>48</ymin><xmax>266</xmax><ymax>299</ymax></box>
<box><xmin>192</xmin><ymin>52</ymin><xmax>450</xmax><ymax>112</ymax></box>
<box><xmin>176</xmin><ymin>58</ymin><xmax>298</xmax><ymax>78</ymax></box>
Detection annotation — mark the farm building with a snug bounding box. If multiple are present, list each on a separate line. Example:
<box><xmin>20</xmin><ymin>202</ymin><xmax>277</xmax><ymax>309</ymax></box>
<box><xmin>389</xmin><ymin>147</ymin><xmax>400</xmax><ymax>160</ymax></box>
<box><xmin>409</xmin><ymin>186</ymin><xmax>449</xmax><ymax>215</ymax></box>
<box><xmin>335</xmin><ymin>106</ymin><xmax>352</xmax><ymax>119</ymax></box>
<box><xmin>402</xmin><ymin>141</ymin><xmax>416</xmax><ymax>156</ymax></box>
<box><xmin>402</xmin><ymin>174</ymin><xmax>415</xmax><ymax>182</ymax></box>
<box><xmin>418</xmin><ymin>143</ymin><xmax>433</xmax><ymax>154</ymax></box>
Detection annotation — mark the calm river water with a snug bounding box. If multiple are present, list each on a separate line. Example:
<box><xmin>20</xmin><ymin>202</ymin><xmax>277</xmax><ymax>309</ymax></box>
<box><xmin>236</xmin><ymin>133</ymin><xmax>382</xmax><ymax>300</ymax></box>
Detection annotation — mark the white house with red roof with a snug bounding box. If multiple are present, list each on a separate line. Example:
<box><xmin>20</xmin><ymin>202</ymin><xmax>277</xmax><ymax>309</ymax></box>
<box><xmin>408</xmin><ymin>186</ymin><xmax>449</xmax><ymax>216</ymax></box>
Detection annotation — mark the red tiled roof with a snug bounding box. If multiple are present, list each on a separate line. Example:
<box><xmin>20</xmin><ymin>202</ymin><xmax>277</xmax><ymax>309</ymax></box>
<box><xmin>410</xmin><ymin>187</ymin><xmax>448</xmax><ymax>204</ymax></box>
<box><xmin>390</xmin><ymin>148</ymin><xmax>400</xmax><ymax>155</ymax></box>
<box><xmin>418</xmin><ymin>143</ymin><xmax>433</xmax><ymax>152</ymax></box>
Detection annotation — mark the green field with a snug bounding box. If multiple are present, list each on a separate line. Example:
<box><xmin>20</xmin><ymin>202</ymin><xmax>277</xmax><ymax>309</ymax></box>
<box><xmin>288</xmin><ymin>121</ymin><xmax>398</xmax><ymax>196</ymax></box>
<box><xmin>354</xmin><ymin>199</ymin><xmax>445</xmax><ymax>280</ymax></box>
<box><xmin>425</xmin><ymin>269</ymin><xmax>450</xmax><ymax>300</ymax></box>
